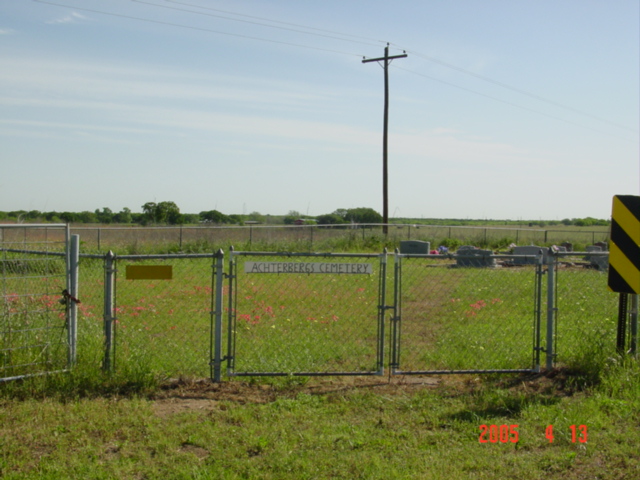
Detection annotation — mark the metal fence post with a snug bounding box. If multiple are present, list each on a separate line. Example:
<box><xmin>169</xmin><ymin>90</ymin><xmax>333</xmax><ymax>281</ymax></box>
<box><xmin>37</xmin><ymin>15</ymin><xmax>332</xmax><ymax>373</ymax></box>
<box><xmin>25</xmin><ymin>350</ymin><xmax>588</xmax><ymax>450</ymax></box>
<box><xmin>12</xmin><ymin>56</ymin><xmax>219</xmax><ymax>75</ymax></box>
<box><xmin>211</xmin><ymin>249</ymin><xmax>225</xmax><ymax>382</ymax></box>
<box><xmin>103</xmin><ymin>251</ymin><xmax>116</xmax><ymax>371</ymax></box>
<box><xmin>376</xmin><ymin>248</ymin><xmax>388</xmax><ymax>375</ymax></box>
<box><xmin>68</xmin><ymin>234</ymin><xmax>80</xmax><ymax>367</ymax></box>
<box><xmin>533</xmin><ymin>254</ymin><xmax>543</xmax><ymax>373</ymax></box>
<box><xmin>631</xmin><ymin>295</ymin><xmax>638</xmax><ymax>356</ymax></box>
<box><xmin>545</xmin><ymin>249</ymin><xmax>556</xmax><ymax>370</ymax></box>
<box><xmin>390</xmin><ymin>249</ymin><xmax>401</xmax><ymax>373</ymax></box>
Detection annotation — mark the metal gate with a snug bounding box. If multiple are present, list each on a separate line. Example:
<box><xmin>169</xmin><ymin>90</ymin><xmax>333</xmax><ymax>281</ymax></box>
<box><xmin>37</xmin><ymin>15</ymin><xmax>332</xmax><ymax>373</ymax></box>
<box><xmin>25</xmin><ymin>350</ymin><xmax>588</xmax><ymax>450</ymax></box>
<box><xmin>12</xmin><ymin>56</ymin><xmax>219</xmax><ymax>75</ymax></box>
<box><xmin>390</xmin><ymin>253</ymin><xmax>543</xmax><ymax>374</ymax></box>
<box><xmin>0</xmin><ymin>224</ymin><xmax>77</xmax><ymax>382</ymax></box>
<box><xmin>225</xmin><ymin>250</ymin><xmax>387</xmax><ymax>376</ymax></box>
<box><xmin>103</xmin><ymin>253</ymin><xmax>217</xmax><ymax>378</ymax></box>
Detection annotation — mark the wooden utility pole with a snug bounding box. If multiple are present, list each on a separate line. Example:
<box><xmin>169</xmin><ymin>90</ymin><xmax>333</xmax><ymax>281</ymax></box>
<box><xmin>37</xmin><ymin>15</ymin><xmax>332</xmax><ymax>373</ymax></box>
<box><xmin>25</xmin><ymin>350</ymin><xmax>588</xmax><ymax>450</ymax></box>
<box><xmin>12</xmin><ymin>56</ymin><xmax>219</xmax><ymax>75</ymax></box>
<box><xmin>363</xmin><ymin>44</ymin><xmax>407</xmax><ymax>235</ymax></box>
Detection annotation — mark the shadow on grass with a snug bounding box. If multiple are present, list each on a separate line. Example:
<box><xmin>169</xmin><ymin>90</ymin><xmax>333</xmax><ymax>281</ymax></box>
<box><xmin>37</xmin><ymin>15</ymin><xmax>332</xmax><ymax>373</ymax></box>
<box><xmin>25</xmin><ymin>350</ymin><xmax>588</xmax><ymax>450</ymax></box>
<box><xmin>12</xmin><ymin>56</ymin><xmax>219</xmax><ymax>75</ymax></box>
<box><xmin>445</xmin><ymin>356</ymin><xmax>621</xmax><ymax>423</ymax></box>
<box><xmin>0</xmin><ymin>365</ymin><xmax>159</xmax><ymax>401</ymax></box>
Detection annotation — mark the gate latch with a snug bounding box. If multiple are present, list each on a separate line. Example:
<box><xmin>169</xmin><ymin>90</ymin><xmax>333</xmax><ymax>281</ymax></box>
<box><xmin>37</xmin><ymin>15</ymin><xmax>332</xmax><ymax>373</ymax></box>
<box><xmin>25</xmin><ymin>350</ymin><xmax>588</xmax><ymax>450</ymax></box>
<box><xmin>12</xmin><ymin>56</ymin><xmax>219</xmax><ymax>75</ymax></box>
<box><xmin>60</xmin><ymin>289</ymin><xmax>81</xmax><ymax>305</ymax></box>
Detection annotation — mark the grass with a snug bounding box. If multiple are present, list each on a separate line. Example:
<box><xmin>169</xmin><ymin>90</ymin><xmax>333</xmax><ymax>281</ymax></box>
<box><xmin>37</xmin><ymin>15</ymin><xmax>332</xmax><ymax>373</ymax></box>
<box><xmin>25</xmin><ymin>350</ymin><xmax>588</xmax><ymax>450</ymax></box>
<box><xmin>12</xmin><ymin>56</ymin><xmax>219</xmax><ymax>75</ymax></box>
<box><xmin>1</xmin><ymin>361</ymin><xmax>639</xmax><ymax>479</ymax></box>
<box><xmin>70</xmin><ymin>222</ymin><xmax>611</xmax><ymax>255</ymax></box>
<box><xmin>1</xmin><ymin>237</ymin><xmax>636</xmax><ymax>478</ymax></box>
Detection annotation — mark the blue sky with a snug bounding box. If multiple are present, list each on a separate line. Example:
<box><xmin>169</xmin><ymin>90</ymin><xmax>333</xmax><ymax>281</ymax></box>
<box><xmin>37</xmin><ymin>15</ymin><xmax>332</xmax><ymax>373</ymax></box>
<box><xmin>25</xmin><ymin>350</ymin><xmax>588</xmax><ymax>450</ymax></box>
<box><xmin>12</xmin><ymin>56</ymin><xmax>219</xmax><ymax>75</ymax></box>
<box><xmin>1</xmin><ymin>0</ymin><xmax>638</xmax><ymax>220</ymax></box>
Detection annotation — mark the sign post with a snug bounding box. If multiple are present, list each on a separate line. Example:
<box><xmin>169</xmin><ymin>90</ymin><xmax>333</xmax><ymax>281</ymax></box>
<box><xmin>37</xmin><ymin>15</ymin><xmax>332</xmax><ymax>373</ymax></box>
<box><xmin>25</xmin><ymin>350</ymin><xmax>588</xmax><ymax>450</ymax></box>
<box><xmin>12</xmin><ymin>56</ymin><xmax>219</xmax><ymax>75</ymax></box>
<box><xmin>608</xmin><ymin>195</ymin><xmax>640</xmax><ymax>355</ymax></box>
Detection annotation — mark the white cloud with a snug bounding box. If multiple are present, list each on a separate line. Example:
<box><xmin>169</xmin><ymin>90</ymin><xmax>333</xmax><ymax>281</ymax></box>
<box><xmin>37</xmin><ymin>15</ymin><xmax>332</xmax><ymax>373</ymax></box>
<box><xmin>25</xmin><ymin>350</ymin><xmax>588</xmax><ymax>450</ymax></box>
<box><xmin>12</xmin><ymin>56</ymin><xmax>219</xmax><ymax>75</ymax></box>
<box><xmin>45</xmin><ymin>12</ymin><xmax>87</xmax><ymax>25</ymax></box>
<box><xmin>0</xmin><ymin>56</ymin><xmax>335</xmax><ymax>110</ymax></box>
<box><xmin>0</xmin><ymin>28</ymin><xmax>14</xmax><ymax>35</ymax></box>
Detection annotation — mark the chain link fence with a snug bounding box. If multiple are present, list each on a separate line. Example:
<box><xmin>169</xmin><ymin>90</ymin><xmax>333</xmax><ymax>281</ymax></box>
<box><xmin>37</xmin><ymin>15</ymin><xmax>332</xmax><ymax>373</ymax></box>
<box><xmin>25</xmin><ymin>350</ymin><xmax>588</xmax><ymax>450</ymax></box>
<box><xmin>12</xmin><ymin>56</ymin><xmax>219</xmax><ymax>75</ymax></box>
<box><xmin>0</xmin><ymin>225</ymin><xmax>73</xmax><ymax>381</ymax></box>
<box><xmin>104</xmin><ymin>254</ymin><xmax>217</xmax><ymax>379</ymax></box>
<box><xmin>552</xmin><ymin>252</ymin><xmax>619</xmax><ymax>369</ymax></box>
<box><xmin>2</xmin><ymin>235</ymin><xmax>626</xmax><ymax>382</ymax></box>
<box><xmin>226</xmin><ymin>251</ymin><xmax>386</xmax><ymax>376</ymax></box>
<box><xmin>392</xmin><ymin>253</ymin><xmax>542</xmax><ymax>374</ymax></box>
<box><xmin>71</xmin><ymin>224</ymin><xmax>610</xmax><ymax>251</ymax></box>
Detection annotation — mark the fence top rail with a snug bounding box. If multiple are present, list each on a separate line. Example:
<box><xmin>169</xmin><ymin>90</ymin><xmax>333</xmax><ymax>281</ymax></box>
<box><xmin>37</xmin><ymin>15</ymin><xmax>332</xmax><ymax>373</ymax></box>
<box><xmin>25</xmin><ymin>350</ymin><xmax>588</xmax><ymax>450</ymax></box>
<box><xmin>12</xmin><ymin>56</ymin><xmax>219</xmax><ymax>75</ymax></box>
<box><xmin>398</xmin><ymin>252</ymin><xmax>544</xmax><ymax>258</ymax></box>
<box><xmin>398</xmin><ymin>251</ymin><xmax>608</xmax><ymax>258</ymax></box>
<box><xmin>0</xmin><ymin>248</ymin><xmax>66</xmax><ymax>256</ymax></box>
<box><xmin>554</xmin><ymin>251</ymin><xmax>609</xmax><ymax>257</ymax></box>
<box><xmin>113</xmin><ymin>253</ymin><xmax>218</xmax><ymax>260</ymax></box>
<box><xmin>69</xmin><ymin>223</ymin><xmax>552</xmax><ymax>232</ymax></box>
<box><xmin>1</xmin><ymin>224</ymin><xmax>67</xmax><ymax>229</ymax></box>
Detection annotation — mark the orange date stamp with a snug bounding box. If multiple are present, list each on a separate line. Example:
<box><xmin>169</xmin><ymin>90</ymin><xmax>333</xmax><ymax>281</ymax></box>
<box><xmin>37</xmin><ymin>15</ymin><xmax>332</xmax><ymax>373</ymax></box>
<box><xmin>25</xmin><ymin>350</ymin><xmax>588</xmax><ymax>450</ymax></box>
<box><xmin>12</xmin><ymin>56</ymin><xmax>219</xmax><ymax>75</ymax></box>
<box><xmin>478</xmin><ymin>424</ymin><xmax>588</xmax><ymax>443</ymax></box>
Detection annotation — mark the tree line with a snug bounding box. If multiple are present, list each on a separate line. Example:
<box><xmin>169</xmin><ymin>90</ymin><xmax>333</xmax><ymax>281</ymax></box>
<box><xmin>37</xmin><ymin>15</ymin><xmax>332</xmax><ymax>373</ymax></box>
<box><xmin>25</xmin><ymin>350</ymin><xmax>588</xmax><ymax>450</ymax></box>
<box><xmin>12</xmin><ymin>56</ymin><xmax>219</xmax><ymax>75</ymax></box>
<box><xmin>0</xmin><ymin>203</ymin><xmax>386</xmax><ymax>226</ymax></box>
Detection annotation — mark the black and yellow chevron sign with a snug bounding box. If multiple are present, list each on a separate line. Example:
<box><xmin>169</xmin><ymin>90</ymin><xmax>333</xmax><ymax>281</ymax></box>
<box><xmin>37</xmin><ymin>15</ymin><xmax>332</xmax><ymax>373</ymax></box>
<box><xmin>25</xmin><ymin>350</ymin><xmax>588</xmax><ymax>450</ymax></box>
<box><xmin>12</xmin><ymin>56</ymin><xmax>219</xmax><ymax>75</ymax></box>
<box><xmin>608</xmin><ymin>195</ymin><xmax>640</xmax><ymax>294</ymax></box>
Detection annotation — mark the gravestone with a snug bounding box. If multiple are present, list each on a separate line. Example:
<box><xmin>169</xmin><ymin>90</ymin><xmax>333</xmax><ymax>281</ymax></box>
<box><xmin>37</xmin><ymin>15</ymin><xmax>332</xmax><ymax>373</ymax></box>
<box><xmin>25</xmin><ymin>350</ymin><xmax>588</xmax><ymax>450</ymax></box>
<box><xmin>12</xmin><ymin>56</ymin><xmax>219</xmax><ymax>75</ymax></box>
<box><xmin>456</xmin><ymin>246</ymin><xmax>496</xmax><ymax>267</ymax></box>
<box><xmin>594</xmin><ymin>241</ymin><xmax>608</xmax><ymax>251</ymax></box>
<box><xmin>400</xmin><ymin>240</ymin><xmax>430</xmax><ymax>254</ymax></box>
<box><xmin>512</xmin><ymin>245</ymin><xmax>546</xmax><ymax>265</ymax></box>
<box><xmin>586</xmin><ymin>245</ymin><xmax>609</xmax><ymax>270</ymax></box>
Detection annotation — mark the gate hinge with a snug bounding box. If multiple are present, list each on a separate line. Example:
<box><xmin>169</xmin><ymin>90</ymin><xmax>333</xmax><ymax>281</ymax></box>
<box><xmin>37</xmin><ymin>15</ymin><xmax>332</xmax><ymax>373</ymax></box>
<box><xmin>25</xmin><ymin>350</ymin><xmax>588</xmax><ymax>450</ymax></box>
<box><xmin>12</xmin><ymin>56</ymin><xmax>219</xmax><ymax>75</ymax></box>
<box><xmin>209</xmin><ymin>356</ymin><xmax>231</xmax><ymax>366</ymax></box>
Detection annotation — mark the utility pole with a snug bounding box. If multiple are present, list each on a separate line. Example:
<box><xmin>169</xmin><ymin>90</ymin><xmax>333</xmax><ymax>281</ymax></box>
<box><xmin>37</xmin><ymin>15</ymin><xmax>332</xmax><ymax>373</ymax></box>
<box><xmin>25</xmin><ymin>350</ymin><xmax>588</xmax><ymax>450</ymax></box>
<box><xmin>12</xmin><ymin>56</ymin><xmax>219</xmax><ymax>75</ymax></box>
<box><xmin>363</xmin><ymin>43</ymin><xmax>407</xmax><ymax>235</ymax></box>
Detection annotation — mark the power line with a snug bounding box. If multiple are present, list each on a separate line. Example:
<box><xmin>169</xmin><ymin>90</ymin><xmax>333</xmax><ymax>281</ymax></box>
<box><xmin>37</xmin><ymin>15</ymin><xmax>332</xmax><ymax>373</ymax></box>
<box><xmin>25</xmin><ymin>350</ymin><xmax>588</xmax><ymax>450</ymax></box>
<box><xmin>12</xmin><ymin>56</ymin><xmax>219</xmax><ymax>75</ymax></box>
<box><xmin>393</xmin><ymin>64</ymin><xmax>638</xmax><ymax>143</ymax></box>
<box><xmin>398</xmin><ymin>47</ymin><xmax>637</xmax><ymax>134</ymax></box>
<box><xmin>131</xmin><ymin>3</ymin><xmax>640</xmax><ymax>136</ymax></box>
<box><xmin>33</xmin><ymin>0</ymin><xmax>365</xmax><ymax>57</ymax></box>
<box><xmin>33</xmin><ymin>0</ymin><xmax>636</xmax><ymax>140</ymax></box>
<box><xmin>133</xmin><ymin>0</ymin><xmax>382</xmax><ymax>48</ymax></box>
<box><xmin>163</xmin><ymin>0</ymin><xmax>387</xmax><ymax>46</ymax></box>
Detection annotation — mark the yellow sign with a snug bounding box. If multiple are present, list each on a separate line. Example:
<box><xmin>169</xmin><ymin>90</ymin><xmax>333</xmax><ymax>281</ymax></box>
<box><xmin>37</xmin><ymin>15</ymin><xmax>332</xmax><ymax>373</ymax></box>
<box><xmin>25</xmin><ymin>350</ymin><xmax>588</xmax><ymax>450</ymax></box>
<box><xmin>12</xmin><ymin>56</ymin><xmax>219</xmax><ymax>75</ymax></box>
<box><xmin>608</xmin><ymin>195</ymin><xmax>640</xmax><ymax>294</ymax></box>
<box><xmin>126</xmin><ymin>265</ymin><xmax>173</xmax><ymax>280</ymax></box>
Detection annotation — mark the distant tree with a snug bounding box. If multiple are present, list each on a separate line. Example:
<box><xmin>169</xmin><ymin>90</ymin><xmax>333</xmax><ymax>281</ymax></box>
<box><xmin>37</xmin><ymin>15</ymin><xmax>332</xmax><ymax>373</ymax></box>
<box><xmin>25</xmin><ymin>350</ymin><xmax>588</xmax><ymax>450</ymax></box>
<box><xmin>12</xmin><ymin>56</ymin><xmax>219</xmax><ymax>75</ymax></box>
<box><xmin>26</xmin><ymin>210</ymin><xmax>42</xmax><ymax>221</ymax></box>
<box><xmin>200</xmin><ymin>210</ymin><xmax>230</xmax><ymax>224</ymax></box>
<box><xmin>95</xmin><ymin>207</ymin><xmax>114</xmax><ymax>224</ymax></box>
<box><xmin>142</xmin><ymin>201</ymin><xmax>181</xmax><ymax>224</ymax></box>
<box><xmin>247</xmin><ymin>211</ymin><xmax>264</xmax><ymax>223</ymax></box>
<box><xmin>181</xmin><ymin>213</ymin><xmax>200</xmax><ymax>224</ymax></box>
<box><xmin>283</xmin><ymin>210</ymin><xmax>302</xmax><ymax>225</ymax></box>
<box><xmin>77</xmin><ymin>211</ymin><xmax>98</xmax><ymax>223</ymax></box>
<box><xmin>142</xmin><ymin>202</ymin><xmax>158</xmax><ymax>224</ymax></box>
<box><xmin>227</xmin><ymin>214</ymin><xmax>243</xmax><ymax>225</ymax></box>
<box><xmin>574</xmin><ymin>217</ymin><xmax>609</xmax><ymax>227</ymax></box>
<box><xmin>43</xmin><ymin>211</ymin><xmax>58</xmax><ymax>222</ymax></box>
<box><xmin>131</xmin><ymin>213</ymin><xmax>145</xmax><ymax>224</ymax></box>
<box><xmin>316</xmin><ymin>213</ymin><xmax>346</xmax><ymax>225</ymax></box>
<box><xmin>59</xmin><ymin>212</ymin><xmax>77</xmax><ymax>223</ymax></box>
<box><xmin>345</xmin><ymin>207</ymin><xmax>382</xmax><ymax>224</ymax></box>
<box><xmin>159</xmin><ymin>202</ymin><xmax>182</xmax><ymax>224</ymax></box>
<box><xmin>114</xmin><ymin>208</ymin><xmax>132</xmax><ymax>224</ymax></box>
<box><xmin>333</xmin><ymin>208</ymin><xmax>348</xmax><ymax>220</ymax></box>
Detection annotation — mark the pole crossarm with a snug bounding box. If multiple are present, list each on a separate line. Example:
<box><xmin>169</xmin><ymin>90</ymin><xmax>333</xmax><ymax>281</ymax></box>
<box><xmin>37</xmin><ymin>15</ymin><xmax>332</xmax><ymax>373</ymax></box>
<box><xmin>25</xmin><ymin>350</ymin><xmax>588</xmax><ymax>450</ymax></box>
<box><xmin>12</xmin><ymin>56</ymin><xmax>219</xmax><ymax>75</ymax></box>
<box><xmin>361</xmin><ymin>53</ymin><xmax>408</xmax><ymax>63</ymax></box>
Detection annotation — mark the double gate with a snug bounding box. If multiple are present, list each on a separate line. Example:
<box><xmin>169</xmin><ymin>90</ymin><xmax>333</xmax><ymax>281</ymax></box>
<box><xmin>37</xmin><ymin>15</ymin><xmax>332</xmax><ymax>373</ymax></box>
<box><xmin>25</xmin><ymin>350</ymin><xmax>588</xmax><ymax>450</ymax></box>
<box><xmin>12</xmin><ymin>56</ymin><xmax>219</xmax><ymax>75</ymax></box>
<box><xmin>1</xmin><ymin>239</ymin><xmax>619</xmax><ymax>382</ymax></box>
<box><xmin>223</xmin><ymin>250</ymin><xmax>543</xmax><ymax>378</ymax></box>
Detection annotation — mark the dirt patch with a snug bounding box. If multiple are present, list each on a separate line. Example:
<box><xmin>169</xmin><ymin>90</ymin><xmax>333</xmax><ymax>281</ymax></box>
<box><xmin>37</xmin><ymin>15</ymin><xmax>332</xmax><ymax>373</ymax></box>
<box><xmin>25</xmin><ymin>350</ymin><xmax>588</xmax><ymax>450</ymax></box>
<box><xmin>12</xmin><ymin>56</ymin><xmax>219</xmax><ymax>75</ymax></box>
<box><xmin>150</xmin><ymin>369</ymin><xmax>579</xmax><ymax>416</ymax></box>
<box><xmin>150</xmin><ymin>375</ymin><xmax>441</xmax><ymax>416</ymax></box>
<box><xmin>153</xmin><ymin>398</ymin><xmax>220</xmax><ymax>417</ymax></box>
<box><xmin>179</xmin><ymin>443</ymin><xmax>209</xmax><ymax>459</ymax></box>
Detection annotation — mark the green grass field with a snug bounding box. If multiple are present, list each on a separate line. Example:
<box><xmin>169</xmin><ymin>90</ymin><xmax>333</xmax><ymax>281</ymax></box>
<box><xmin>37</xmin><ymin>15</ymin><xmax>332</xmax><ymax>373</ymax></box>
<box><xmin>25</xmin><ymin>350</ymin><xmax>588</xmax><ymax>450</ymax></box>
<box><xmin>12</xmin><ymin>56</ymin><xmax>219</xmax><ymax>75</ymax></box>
<box><xmin>1</xmin><ymin>241</ymin><xmax>636</xmax><ymax>479</ymax></box>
